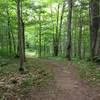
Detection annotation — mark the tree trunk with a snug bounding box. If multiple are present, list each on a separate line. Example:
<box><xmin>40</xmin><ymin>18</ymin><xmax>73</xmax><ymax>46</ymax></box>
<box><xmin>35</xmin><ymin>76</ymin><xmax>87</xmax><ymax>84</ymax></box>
<box><xmin>21</xmin><ymin>18</ymin><xmax>25</xmax><ymax>59</ymax></box>
<box><xmin>21</xmin><ymin>1</ymin><xmax>25</xmax><ymax>60</ymax></box>
<box><xmin>78</xmin><ymin>3</ymin><xmax>83</xmax><ymax>59</ymax></box>
<box><xmin>59</xmin><ymin>1</ymin><xmax>65</xmax><ymax>55</ymax></box>
<box><xmin>66</xmin><ymin>0</ymin><xmax>73</xmax><ymax>60</ymax></box>
<box><xmin>39</xmin><ymin>14</ymin><xmax>42</xmax><ymax>57</ymax></box>
<box><xmin>53</xmin><ymin>4</ymin><xmax>60</xmax><ymax>56</ymax></box>
<box><xmin>7</xmin><ymin>7</ymin><xmax>12</xmax><ymax>55</ymax></box>
<box><xmin>17</xmin><ymin>0</ymin><xmax>24</xmax><ymax>71</ymax></box>
<box><xmin>90</xmin><ymin>0</ymin><xmax>99</xmax><ymax>60</ymax></box>
<box><xmin>95</xmin><ymin>2</ymin><xmax>100</xmax><ymax>57</ymax></box>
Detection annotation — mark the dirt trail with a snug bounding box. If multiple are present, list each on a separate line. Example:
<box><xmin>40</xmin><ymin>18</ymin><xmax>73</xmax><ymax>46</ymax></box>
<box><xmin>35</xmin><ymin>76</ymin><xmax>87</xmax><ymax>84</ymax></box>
<box><xmin>24</xmin><ymin>59</ymin><xmax>100</xmax><ymax>100</ymax></box>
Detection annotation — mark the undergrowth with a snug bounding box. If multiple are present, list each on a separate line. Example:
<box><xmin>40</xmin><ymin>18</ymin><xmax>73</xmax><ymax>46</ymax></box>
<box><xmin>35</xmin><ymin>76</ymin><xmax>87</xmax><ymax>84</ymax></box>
<box><xmin>73</xmin><ymin>59</ymin><xmax>100</xmax><ymax>86</ymax></box>
<box><xmin>0</xmin><ymin>58</ymin><xmax>53</xmax><ymax>99</ymax></box>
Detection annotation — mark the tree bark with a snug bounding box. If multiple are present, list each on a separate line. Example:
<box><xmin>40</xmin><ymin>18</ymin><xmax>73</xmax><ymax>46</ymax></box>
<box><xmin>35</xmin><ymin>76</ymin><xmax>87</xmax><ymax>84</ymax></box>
<box><xmin>90</xmin><ymin>0</ymin><xmax>100</xmax><ymax>60</ymax></box>
<box><xmin>7</xmin><ymin>7</ymin><xmax>12</xmax><ymax>55</ymax></box>
<box><xmin>59</xmin><ymin>1</ymin><xmax>66</xmax><ymax>55</ymax></box>
<box><xmin>53</xmin><ymin>4</ymin><xmax>60</xmax><ymax>56</ymax></box>
<box><xmin>78</xmin><ymin>2</ymin><xmax>83</xmax><ymax>59</ymax></box>
<box><xmin>39</xmin><ymin>13</ymin><xmax>42</xmax><ymax>57</ymax></box>
<box><xmin>66</xmin><ymin>0</ymin><xmax>73</xmax><ymax>60</ymax></box>
<box><xmin>17</xmin><ymin>0</ymin><xmax>24</xmax><ymax>71</ymax></box>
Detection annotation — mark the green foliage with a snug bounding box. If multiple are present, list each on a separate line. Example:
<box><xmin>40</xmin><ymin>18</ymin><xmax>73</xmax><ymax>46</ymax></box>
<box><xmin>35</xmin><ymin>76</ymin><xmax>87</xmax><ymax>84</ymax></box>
<box><xmin>73</xmin><ymin>60</ymin><xmax>100</xmax><ymax>86</ymax></box>
<box><xmin>0</xmin><ymin>0</ymin><xmax>92</xmax><ymax>58</ymax></box>
<box><xmin>42</xmin><ymin>56</ymin><xmax>66</xmax><ymax>61</ymax></box>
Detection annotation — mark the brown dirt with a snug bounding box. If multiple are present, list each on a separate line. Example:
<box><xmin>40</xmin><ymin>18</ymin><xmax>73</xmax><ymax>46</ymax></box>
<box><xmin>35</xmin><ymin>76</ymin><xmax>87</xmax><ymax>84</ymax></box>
<box><xmin>21</xmin><ymin>58</ymin><xmax>100</xmax><ymax>100</ymax></box>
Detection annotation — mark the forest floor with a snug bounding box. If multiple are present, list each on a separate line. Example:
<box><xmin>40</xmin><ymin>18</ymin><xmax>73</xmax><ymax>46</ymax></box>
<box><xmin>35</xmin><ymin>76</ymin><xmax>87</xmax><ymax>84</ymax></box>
<box><xmin>26</xmin><ymin>58</ymin><xmax>100</xmax><ymax>100</ymax></box>
<box><xmin>0</xmin><ymin>57</ymin><xmax>100</xmax><ymax>100</ymax></box>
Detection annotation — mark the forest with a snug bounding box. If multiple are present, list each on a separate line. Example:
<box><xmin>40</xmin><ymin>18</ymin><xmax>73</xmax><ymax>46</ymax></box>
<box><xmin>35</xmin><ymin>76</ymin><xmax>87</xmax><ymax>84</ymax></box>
<box><xmin>0</xmin><ymin>0</ymin><xmax>100</xmax><ymax>100</ymax></box>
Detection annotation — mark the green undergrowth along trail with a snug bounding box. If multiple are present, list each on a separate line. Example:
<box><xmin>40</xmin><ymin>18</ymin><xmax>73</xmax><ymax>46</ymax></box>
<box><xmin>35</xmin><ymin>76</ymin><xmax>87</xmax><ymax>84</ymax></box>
<box><xmin>73</xmin><ymin>59</ymin><xmax>100</xmax><ymax>86</ymax></box>
<box><xmin>0</xmin><ymin>58</ymin><xmax>53</xmax><ymax>99</ymax></box>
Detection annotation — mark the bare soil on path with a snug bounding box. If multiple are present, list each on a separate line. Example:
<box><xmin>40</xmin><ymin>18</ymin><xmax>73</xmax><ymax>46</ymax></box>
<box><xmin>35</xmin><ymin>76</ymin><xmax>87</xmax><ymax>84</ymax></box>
<box><xmin>22</xmin><ymin>58</ymin><xmax>100</xmax><ymax>100</ymax></box>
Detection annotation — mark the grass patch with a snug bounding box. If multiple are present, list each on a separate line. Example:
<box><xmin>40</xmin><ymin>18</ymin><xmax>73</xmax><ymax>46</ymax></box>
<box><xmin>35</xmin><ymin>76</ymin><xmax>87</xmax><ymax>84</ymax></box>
<box><xmin>73</xmin><ymin>59</ymin><xmax>100</xmax><ymax>86</ymax></box>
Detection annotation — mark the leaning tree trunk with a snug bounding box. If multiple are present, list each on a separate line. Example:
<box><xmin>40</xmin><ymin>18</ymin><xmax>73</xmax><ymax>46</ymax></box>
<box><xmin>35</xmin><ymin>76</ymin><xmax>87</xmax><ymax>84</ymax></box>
<box><xmin>66</xmin><ymin>0</ymin><xmax>73</xmax><ymax>60</ymax></box>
